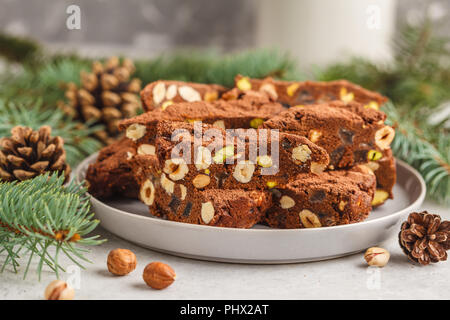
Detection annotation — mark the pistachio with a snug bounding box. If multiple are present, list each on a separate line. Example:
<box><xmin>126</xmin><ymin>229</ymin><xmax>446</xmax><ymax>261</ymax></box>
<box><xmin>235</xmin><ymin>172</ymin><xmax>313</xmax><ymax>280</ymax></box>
<box><xmin>364</xmin><ymin>101</ymin><xmax>379</xmax><ymax>110</ymax></box>
<box><xmin>286</xmin><ymin>83</ymin><xmax>300</xmax><ymax>97</ymax></box>
<box><xmin>161</xmin><ymin>100</ymin><xmax>174</xmax><ymax>110</ymax></box>
<box><xmin>236</xmin><ymin>77</ymin><xmax>252</xmax><ymax>91</ymax></box>
<box><xmin>364</xmin><ymin>247</ymin><xmax>390</xmax><ymax>267</ymax></box>
<box><xmin>340</xmin><ymin>87</ymin><xmax>354</xmax><ymax>103</ymax></box>
<box><xmin>257</xmin><ymin>155</ymin><xmax>273</xmax><ymax>168</ymax></box>
<box><xmin>250</xmin><ymin>118</ymin><xmax>264</xmax><ymax>129</ymax></box>
<box><xmin>266</xmin><ymin>181</ymin><xmax>278</xmax><ymax>188</ymax></box>
<box><xmin>371</xmin><ymin>189</ymin><xmax>389</xmax><ymax>206</ymax></box>
<box><xmin>213</xmin><ymin>145</ymin><xmax>234</xmax><ymax>164</ymax></box>
<box><xmin>367</xmin><ymin>149</ymin><xmax>382</xmax><ymax>161</ymax></box>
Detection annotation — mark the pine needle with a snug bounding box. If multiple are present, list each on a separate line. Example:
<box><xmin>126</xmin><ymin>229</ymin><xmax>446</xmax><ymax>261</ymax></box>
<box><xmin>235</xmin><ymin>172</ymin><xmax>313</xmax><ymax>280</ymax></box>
<box><xmin>0</xmin><ymin>172</ymin><xmax>105</xmax><ymax>279</ymax></box>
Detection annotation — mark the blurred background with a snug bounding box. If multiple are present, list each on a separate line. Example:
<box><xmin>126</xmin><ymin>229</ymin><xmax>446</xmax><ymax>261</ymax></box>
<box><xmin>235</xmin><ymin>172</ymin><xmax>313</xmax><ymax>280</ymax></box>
<box><xmin>0</xmin><ymin>0</ymin><xmax>449</xmax><ymax>68</ymax></box>
<box><xmin>0</xmin><ymin>0</ymin><xmax>448</xmax><ymax>206</ymax></box>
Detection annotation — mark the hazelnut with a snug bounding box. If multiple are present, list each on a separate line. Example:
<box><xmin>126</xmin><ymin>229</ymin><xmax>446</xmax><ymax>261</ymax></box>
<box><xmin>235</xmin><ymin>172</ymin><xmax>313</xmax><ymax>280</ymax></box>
<box><xmin>163</xmin><ymin>158</ymin><xmax>189</xmax><ymax>181</ymax></box>
<box><xmin>371</xmin><ymin>189</ymin><xmax>389</xmax><ymax>206</ymax></box>
<box><xmin>107</xmin><ymin>248</ymin><xmax>137</xmax><ymax>276</ymax></box>
<box><xmin>140</xmin><ymin>179</ymin><xmax>155</xmax><ymax>206</ymax></box>
<box><xmin>126</xmin><ymin>124</ymin><xmax>146</xmax><ymax>141</ymax></box>
<box><xmin>201</xmin><ymin>201</ymin><xmax>215</xmax><ymax>224</ymax></box>
<box><xmin>165</xmin><ymin>84</ymin><xmax>177</xmax><ymax>99</ymax></box>
<box><xmin>299</xmin><ymin>209</ymin><xmax>322</xmax><ymax>228</ymax></box>
<box><xmin>259</xmin><ymin>83</ymin><xmax>278</xmax><ymax>99</ymax></box>
<box><xmin>143</xmin><ymin>262</ymin><xmax>176</xmax><ymax>290</ymax></box>
<box><xmin>178</xmin><ymin>86</ymin><xmax>201</xmax><ymax>102</ymax></box>
<box><xmin>192</xmin><ymin>174</ymin><xmax>211</xmax><ymax>189</ymax></box>
<box><xmin>179</xmin><ymin>184</ymin><xmax>187</xmax><ymax>200</ymax></box>
<box><xmin>338</xmin><ymin>200</ymin><xmax>347</xmax><ymax>211</ymax></box>
<box><xmin>152</xmin><ymin>82</ymin><xmax>166</xmax><ymax>104</ymax></box>
<box><xmin>161</xmin><ymin>173</ymin><xmax>175</xmax><ymax>194</ymax></box>
<box><xmin>364</xmin><ymin>247</ymin><xmax>390</xmax><ymax>267</ymax></box>
<box><xmin>44</xmin><ymin>280</ymin><xmax>75</xmax><ymax>300</ymax></box>
<box><xmin>137</xmin><ymin>144</ymin><xmax>156</xmax><ymax>156</ymax></box>
<box><xmin>280</xmin><ymin>195</ymin><xmax>295</xmax><ymax>209</ymax></box>
<box><xmin>195</xmin><ymin>146</ymin><xmax>212</xmax><ymax>170</ymax></box>
<box><xmin>236</xmin><ymin>77</ymin><xmax>252</xmax><ymax>91</ymax></box>
<box><xmin>375</xmin><ymin>126</ymin><xmax>395</xmax><ymax>150</ymax></box>
<box><xmin>233</xmin><ymin>161</ymin><xmax>255</xmax><ymax>183</ymax></box>
<box><xmin>292</xmin><ymin>144</ymin><xmax>312</xmax><ymax>163</ymax></box>
<box><xmin>310</xmin><ymin>162</ymin><xmax>326</xmax><ymax>174</ymax></box>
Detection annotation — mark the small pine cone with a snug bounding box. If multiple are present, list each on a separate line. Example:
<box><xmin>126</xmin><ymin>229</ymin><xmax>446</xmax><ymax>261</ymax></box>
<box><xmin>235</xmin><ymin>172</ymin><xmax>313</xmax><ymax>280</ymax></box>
<box><xmin>59</xmin><ymin>56</ymin><xmax>142</xmax><ymax>144</ymax></box>
<box><xmin>0</xmin><ymin>126</ymin><xmax>71</xmax><ymax>182</ymax></box>
<box><xmin>399</xmin><ymin>211</ymin><xmax>450</xmax><ymax>265</ymax></box>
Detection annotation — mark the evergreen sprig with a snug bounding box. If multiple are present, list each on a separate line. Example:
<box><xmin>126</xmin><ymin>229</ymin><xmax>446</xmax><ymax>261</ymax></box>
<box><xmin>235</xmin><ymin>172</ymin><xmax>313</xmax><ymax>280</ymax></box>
<box><xmin>0</xmin><ymin>172</ymin><xmax>104</xmax><ymax>279</ymax></box>
<box><xmin>317</xmin><ymin>19</ymin><xmax>449</xmax><ymax>204</ymax></box>
<box><xmin>0</xmin><ymin>98</ymin><xmax>102</xmax><ymax>166</ymax></box>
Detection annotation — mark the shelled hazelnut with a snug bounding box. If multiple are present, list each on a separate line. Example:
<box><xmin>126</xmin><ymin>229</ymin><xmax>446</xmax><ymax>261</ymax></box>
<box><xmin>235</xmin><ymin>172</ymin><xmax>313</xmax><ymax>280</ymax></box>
<box><xmin>143</xmin><ymin>262</ymin><xmax>176</xmax><ymax>290</ymax></box>
<box><xmin>107</xmin><ymin>248</ymin><xmax>137</xmax><ymax>276</ymax></box>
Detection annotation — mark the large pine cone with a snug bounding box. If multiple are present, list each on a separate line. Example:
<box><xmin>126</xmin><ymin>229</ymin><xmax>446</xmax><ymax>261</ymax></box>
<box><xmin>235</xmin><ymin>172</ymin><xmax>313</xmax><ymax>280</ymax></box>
<box><xmin>58</xmin><ymin>56</ymin><xmax>142</xmax><ymax>144</ymax></box>
<box><xmin>0</xmin><ymin>126</ymin><xmax>71</xmax><ymax>182</ymax></box>
<box><xmin>399</xmin><ymin>211</ymin><xmax>450</xmax><ymax>265</ymax></box>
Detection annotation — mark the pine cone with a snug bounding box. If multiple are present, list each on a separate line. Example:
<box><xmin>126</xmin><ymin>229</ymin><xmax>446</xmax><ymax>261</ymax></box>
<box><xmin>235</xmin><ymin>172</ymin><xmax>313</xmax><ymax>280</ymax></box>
<box><xmin>0</xmin><ymin>126</ymin><xmax>71</xmax><ymax>182</ymax></box>
<box><xmin>399</xmin><ymin>211</ymin><xmax>450</xmax><ymax>265</ymax></box>
<box><xmin>59</xmin><ymin>56</ymin><xmax>142</xmax><ymax>144</ymax></box>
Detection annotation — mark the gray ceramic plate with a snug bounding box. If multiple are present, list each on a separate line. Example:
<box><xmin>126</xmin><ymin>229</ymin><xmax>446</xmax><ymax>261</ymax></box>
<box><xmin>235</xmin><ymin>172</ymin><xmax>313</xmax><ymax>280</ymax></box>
<box><xmin>76</xmin><ymin>153</ymin><xmax>426</xmax><ymax>264</ymax></box>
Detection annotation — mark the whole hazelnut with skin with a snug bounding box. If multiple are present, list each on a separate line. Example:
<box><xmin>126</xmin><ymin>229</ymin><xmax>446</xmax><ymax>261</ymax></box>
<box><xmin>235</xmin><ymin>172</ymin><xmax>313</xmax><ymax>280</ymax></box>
<box><xmin>44</xmin><ymin>280</ymin><xmax>75</xmax><ymax>300</ymax></box>
<box><xmin>107</xmin><ymin>248</ymin><xmax>137</xmax><ymax>276</ymax></box>
<box><xmin>143</xmin><ymin>262</ymin><xmax>176</xmax><ymax>290</ymax></box>
<box><xmin>364</xmin><ymin>247</ymin><xmax>390</xmax><ymax>267</ymax></box>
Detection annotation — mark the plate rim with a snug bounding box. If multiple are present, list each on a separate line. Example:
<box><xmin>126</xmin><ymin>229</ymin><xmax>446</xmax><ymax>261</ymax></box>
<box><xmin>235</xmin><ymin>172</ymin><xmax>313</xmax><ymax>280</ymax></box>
<box><xmin>77</xmin><ymin>153</ymin><xmax>426</xmax><ymax>234</ymax></box>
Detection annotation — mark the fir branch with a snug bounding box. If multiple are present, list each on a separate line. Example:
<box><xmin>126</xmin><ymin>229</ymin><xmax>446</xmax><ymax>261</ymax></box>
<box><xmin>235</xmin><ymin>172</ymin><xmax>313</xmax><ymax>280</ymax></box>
<box><xmin>134</xmin><ymin>49</ymin><xmax>300</xmax><ymax>87</ymax></box>
<box><xmin>0</xmin><ymin>33</ymin><xmax>42</xmax><ymax>66</ymax></box>
<box><xmin>383</xmin><ymin>102</ymin><xmax>449</xmax><ymax>205</ymax></box>
<box><xmin>0</xmin><ymin>172</ymin><xmax>105</xmax><ymax>279</ymax></box>
<box><xmin>0</xmin><ymin>99</ymin><xmax>102</xmax><ymax>167</ymax></box>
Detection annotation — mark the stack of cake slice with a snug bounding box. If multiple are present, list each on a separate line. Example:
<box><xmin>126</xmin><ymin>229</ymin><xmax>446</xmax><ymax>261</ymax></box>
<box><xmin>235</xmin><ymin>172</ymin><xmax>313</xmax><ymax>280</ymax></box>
<box><xmin>86</xmin><ymin>76</ymin><xmax>396</xmax><ymax>229</ymax></box>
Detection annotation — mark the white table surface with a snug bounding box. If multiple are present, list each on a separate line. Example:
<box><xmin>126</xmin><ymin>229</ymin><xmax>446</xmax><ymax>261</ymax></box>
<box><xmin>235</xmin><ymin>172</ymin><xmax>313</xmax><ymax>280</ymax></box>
<box><xmin>1</xmin><ymin>198</ymin><xmax>449</xmax><ymax>300</ymax></box>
